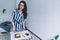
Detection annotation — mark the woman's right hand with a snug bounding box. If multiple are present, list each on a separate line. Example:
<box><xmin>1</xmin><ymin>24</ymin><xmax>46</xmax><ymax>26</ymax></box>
<box><xmin>11</xmin><ymin>21</ymin><xmax>16</xmax><ymax>32</ymax></box>
<box><xmin>13</xmin><ymin>28</ymin><xmax>16</xmax><ymax>32</ymax></box>
<box><xmin>12</xmin><ymin>26</ymin><xmax>16</xmax><ymax>32</ymax></box>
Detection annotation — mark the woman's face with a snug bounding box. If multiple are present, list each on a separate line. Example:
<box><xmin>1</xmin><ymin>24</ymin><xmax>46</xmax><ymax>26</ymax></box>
<box><xmin>20</xmin><ymin>2</ymin><xmax>24</xmax><ymax>11</ymax></box>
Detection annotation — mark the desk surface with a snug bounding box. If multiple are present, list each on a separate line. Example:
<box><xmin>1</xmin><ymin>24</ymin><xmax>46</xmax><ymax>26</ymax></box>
<box><xmin>10</xmin><ymin>30</ymin><xmax>31</xmax><ymax>40</ymax></box>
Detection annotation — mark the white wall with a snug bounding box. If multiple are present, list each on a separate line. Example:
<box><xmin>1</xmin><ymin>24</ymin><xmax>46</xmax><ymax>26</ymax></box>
<box><xmin>16</xmin><ymin>0</ymin><xmax>21</xmax><ymax>8</ymax></box>
<box><xmin>26</xmin><ymin>0</ymin><xmax>60</xmax><ymax>40</ymax></box>
<box><xmin>0</xmin><ymin>0</ymin><xmax>16</xmax><ymax>23</ymax></box>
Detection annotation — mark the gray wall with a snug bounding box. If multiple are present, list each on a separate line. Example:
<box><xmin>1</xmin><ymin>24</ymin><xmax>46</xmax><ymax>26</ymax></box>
<box><xmin>26</xmin><ymin>0</ymin><xmax>60</xmax><ymax>40</ymax></box>
<box><xmin>0</xmin><ymin>0</ymin><xmax>16</xmax><ymax>23</ymax></box>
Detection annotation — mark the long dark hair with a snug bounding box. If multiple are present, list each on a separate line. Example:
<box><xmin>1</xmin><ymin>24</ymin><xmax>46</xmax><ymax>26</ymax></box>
<box><xmin>18</xmin><ymin>1</ymin><xmax>27</xmax><ymax>19</ymax></box>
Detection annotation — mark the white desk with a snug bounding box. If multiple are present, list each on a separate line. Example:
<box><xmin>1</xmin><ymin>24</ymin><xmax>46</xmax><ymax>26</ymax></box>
<box><xmin>10</xmin><ymin>30</ymin><xmax>31</xmax><ymax>40</ymax></box>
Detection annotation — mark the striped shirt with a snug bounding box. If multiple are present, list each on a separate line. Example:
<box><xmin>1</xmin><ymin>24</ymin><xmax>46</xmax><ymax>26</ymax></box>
<box><xmin>12</xmin><ymin>9</ymin><xmax>24</xmax><ymax>32</ymax></box>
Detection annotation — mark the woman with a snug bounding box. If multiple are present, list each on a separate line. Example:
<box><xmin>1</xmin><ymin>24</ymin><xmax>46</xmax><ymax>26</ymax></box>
<box><xmin>11</xmin><ymin>1</ymin><xmax>27</xmax><ymax>32</ymax></box>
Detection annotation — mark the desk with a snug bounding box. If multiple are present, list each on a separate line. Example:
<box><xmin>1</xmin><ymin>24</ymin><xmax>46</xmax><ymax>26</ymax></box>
<box><xmin>10</xmin><ymin>30</ymin><xmax>31</xmax><ymax>40</ymax></box>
